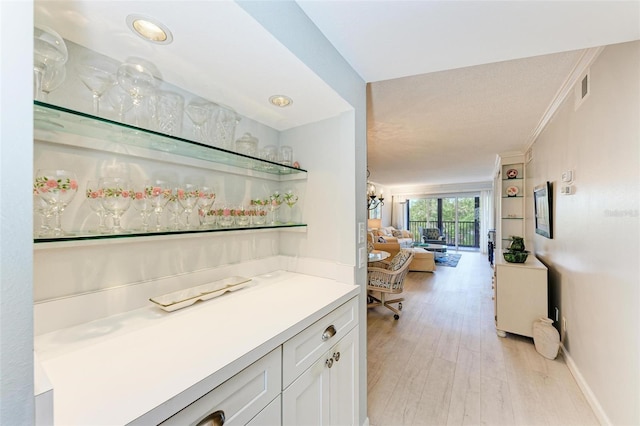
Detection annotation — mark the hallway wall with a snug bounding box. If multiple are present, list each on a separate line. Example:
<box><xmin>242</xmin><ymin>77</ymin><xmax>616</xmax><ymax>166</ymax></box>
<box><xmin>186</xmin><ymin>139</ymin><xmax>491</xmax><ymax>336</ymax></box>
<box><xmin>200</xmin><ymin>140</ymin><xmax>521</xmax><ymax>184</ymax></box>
<box><xmin>526</xmin><ymin>40</ymin><xmax>640</xmax><ymax>425</ymax></box>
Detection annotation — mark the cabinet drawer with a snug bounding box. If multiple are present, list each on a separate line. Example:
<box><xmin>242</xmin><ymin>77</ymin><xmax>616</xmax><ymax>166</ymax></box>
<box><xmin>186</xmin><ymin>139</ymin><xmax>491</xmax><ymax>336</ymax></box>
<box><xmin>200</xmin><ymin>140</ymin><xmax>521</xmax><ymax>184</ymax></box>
<box><xmin>161</xmin><ymin>348</ymin><xmax>282</xmax><ymax>426</ymax></box>
<box><xmin>282</xmin><ymin>297</ymin><xmax>358</xmax><ymax>388</ymax></box>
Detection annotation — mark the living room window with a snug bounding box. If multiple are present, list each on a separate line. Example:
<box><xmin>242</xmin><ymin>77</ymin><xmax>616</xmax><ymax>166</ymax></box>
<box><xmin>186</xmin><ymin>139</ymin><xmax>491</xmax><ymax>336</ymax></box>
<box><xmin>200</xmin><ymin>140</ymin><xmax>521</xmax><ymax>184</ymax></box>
<box><xmin>408</xmin><ymin>195</ymin><xmax>480</xmax><ymax>249</ymax></box>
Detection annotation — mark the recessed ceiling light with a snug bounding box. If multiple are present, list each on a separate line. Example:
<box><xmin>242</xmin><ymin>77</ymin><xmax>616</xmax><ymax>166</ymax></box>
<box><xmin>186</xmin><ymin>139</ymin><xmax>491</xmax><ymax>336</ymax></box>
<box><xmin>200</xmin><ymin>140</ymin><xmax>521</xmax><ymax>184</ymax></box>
<box><xmin>126</xmin><ymin>14</ymin><xmax>173</xmax><ymax>45</ymax></box>
<box><xmin>269</xmin><ymin>95</ymin><xmax>293</xmax><ymax>108</ymax></box>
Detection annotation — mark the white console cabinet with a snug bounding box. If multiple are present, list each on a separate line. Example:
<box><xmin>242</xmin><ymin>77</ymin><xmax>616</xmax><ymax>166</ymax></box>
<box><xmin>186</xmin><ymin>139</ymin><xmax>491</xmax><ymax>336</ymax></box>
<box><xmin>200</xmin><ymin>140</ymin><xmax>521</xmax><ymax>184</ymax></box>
<box><xmin>494</xmin><ymin>255</ymin><xmax>548</xmax><ymax>338</ymax></box>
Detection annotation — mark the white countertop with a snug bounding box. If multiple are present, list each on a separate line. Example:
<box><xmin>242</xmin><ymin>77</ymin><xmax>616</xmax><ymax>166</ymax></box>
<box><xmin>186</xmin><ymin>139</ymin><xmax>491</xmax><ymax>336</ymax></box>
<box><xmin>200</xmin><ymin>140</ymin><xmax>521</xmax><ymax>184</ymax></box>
<box><xmin>34</xmin><ymin>270</ymin><xmax>359</xmax><ymax>425</ymax></box>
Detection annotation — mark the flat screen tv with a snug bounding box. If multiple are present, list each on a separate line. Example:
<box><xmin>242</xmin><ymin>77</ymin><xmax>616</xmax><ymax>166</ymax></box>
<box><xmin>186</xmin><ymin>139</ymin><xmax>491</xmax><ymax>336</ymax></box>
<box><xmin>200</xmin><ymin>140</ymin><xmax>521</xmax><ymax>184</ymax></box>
<box><xmin>533</xmin><ymin>182</ymin><xmax>553</xmax><ymax>239</ymax></box>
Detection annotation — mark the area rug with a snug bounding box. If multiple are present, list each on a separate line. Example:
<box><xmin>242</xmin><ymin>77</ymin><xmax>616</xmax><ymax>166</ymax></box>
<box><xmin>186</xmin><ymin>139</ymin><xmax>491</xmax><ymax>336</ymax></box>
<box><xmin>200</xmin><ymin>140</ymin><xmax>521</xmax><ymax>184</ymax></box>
<box><xmin>435</xmin><ymin>253</ymin><xmax>461</xmax><ymax>267</ymax></box>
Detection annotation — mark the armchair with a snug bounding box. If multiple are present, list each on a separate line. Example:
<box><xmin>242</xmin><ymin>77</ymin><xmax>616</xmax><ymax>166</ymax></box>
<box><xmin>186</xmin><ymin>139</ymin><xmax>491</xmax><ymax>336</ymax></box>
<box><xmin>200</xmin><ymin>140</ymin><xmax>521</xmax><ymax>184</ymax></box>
<box><xmin>367</xmin><ymin>249</ymin><xmax>414</xmax><ymax>320</ymax></box>
<box><xmin>419</xmin><ymin>227</ymin><xmax>446</xmax><ymax>245</ymax></box>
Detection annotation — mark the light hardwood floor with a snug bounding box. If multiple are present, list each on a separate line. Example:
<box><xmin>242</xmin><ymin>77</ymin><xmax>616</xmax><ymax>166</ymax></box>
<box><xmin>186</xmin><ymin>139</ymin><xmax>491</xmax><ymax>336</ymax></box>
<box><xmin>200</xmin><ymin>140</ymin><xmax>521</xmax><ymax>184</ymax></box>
<box><xmin>367</xmin><ymin>250</ymin><xmax>599</xmax><ymax>426</ymax></box>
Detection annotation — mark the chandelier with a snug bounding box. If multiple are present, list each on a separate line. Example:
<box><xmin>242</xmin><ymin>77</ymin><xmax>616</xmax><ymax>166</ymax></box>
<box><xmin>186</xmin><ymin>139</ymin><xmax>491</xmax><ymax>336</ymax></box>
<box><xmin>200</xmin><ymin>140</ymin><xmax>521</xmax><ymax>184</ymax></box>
<box><xmin>367</xmin><ymin>169</ymin><xmax>384</xmax><ymax>210</ymax></box>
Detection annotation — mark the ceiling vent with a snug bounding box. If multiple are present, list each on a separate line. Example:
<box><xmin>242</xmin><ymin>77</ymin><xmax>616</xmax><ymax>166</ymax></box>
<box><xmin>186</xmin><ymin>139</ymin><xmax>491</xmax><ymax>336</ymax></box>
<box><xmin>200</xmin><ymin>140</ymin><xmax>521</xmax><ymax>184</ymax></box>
<box><xmin>575</xmin><ymin>69</ymin><xmax>590</xmax><ymax>110</ymax></box>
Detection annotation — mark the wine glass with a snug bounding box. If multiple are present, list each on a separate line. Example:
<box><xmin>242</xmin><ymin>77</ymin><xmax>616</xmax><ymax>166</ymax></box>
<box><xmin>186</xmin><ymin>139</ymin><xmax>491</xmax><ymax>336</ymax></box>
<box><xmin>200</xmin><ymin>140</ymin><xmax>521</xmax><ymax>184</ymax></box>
<box><xmin>176</xmin><ymin>183</ymin><xmax>199</xmax><ymax>229</ymax></box>
<box><xmin>75</xmin><ymin>56</ymin><xmax>118</xmax><ymax>115</ymax></box>
<box><xmin>33</xmin><ymin>188</ymin><xmax>54</xmax><ymax>237</ymax></box>
<box><xmin>33</xmin><ymin>25</ymin><xmax>68</xmax><ymax>100</ymax></box>
<box><xmin>146</xmin><ymin>180</ymin><xmax>171</xmax><ymax>231</ymax></box>
<box><xmin>250</xmin><ymin>198</ymin><xmax>267</xmax><ymax>226</ymax></box>
<box><xmin>196</xmin><ymin>186</ymin><xmax>216</xmax><ymax>228</ymax></box>
<box><xmin>186</xmin><ymin>98</ymin><xmax>213</xmax><ymax>142</ymax></box>
<box><xmin>34</xmin><ymin>169</ymin><xmax>78</xmax><ymax>236</ymax></box>
<box><xmin>268</xmin><ymin>191</ymin><xmax>283</xmax><ymax>225</ymax></box>
<box><xmin>165</xmin><ymin>188</ymin><xmax>184</xmax><ymax>230</ymax></box>
<box><xmin>116</xmin><ymin>59</ymin><xmax>159</xmax><ymax>127</ymax></box>
<box><xmin>133</xmin><ymin>186</ymin><xmax>154</xmax><ymax>232</ymax></box>
<box><xmin>105</xmin><ymin>83</ymin><xmax>134</xmax><ymax>123</ymax></box>
<box><xmin>99</xmin><ymin>177</ymin><xmax>132</xmax><ymax>234</ymax></box>
<box><xmin>283</xmin><ymin>190</ymin><xmax>299</xmax><ymax>224</ymax></box>
<box><xmin>85</xmin><ymin>180</ymin><xmax>108</xmax><ymax>233</ymax></box>
<box><xmin>38</xmin><ymin>63</ymin><xmax>66</xmax><ymax>102</ymax></box>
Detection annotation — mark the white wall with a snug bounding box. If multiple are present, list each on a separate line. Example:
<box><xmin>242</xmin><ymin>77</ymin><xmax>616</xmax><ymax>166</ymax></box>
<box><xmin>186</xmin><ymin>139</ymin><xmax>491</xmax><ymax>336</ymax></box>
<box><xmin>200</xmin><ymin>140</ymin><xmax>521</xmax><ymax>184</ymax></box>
<box><xmin>526</xmin><ymin>41</ymin><xmax>639</xmax><ymax>425</ymax></box>
<box><xmin>0</xmin><ymin>1</ymin><xmax>35</xmax><ymax>424</ymax></box>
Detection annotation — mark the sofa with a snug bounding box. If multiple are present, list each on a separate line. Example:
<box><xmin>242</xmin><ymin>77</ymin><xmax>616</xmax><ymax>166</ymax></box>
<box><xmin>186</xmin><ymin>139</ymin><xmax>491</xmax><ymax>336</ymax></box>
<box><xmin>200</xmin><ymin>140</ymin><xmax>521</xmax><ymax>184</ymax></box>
<box><xmin>368</xmin><ymin>233</ymin><xmax>435</xmax><ymax>272</ymax></box>
<box><xmin>372</xmin><ymin>226</ymin><xmax>414</xmax><ymax>248</ymax></box>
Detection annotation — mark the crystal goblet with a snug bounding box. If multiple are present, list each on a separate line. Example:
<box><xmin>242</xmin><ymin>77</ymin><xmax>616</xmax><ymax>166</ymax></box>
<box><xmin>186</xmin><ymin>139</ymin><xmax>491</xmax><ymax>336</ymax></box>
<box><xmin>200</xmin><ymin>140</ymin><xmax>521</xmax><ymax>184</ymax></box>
<box><xmin>75</xmin><ymin>56</ymin><xmax>118</xmax><ymax>115</ymax></box>
<box><xmin>165</xmin><ymin>188</ymin><xmax>184</xmax><ymax>230</ymax></box>
<box><xmin>33</xmin><ymin>25</ymin><xmax>68</xmax><ymax>100</ymax></box>
<box><xmin>34</xmin><ymin>169</ymin><xmax>78</xmax><ymax>236</ymax></box>
<box><xmin>99</xmin><ymin>177</ymin><xmax>132</xmax><ymax>234</ymax></box>
<box><xmin>116</xmin><ymin>59</ymin><xmax>159</xmax><ymax>127</ymax></box>
<box><xmin>177</xmin><ymin>183</ymin><xmax>199</xmax><ymax>229</ymax></box>
<box><xmin>196</xmin><ymin>186</ymin><xmax>216</xmax><ymax>228</ymax></box>
<box><xmin>38</xmin><ymin>63</ymin><xmax>66</xmax><ymax>102</ymax></box>
<box><xmin>186</xmin><ymin>98</ymin><xmax>213</xmax><ymax>142</ymax></box>
<box><xmin>146</xmin><ymin>180</ymin><xmax>171</xmax><ymax>231</ymax></box>
<box><xmin>33</xmin><ymin>190</ymin><xmax>54</xmax><ymax>237</ymax></box>
<box><xmin>133</xmin><ymin>186</ymin><xmax>154</xmax><ymax>232</ymax></box>
<box><xmin>85</xmin><ymin>180</ymin><xmax>109</xmax><ymax>233</ymax></box>
<box><xmin>268</xmin><ymin>191</ymin><xmax>283</xmax><ymax>225</ymax></box>
<box><xmin>283</xmin><ymin>190</ymin><xmax>299</xmax><ymax>224</ymax></box>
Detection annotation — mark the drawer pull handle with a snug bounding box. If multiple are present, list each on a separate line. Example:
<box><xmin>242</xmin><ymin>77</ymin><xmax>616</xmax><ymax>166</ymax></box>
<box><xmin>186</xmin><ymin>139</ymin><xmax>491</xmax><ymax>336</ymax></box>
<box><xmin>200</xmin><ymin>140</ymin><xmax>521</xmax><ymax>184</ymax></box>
<box><xmin>197</xmin><ymin>410</ymin><xmax>225</xmax><ymax>426</ymax></box>
<box><xmin>322</xmin><ymin>325</ymin><xmax>337</xmax><ymax>341</ymax></box>
<box><xmin>326</xmin><ymin>357</ymin><xmax>334</xmax><ymax>368</ymax></box>
<box><xmin>333</xmin><ymin>351</ymin><xmax>341</xmax><ymax>362</ymax></box>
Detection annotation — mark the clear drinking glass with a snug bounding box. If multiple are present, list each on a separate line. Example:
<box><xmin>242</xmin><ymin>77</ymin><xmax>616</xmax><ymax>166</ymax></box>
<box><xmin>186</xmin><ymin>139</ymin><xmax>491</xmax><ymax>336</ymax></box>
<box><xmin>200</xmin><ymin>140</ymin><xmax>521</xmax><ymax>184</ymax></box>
<box><xmin>99</xmin><ymin>177</ymin><xmax>132</xmax><ymax>234</ymax></box>
<box><xmin>283</xmin><ymin>189</ymin><xmax>299</xmax><ymax>224</ymax></box>
<box><xmin>152</xmin><ymin>90</ymin><xmax>184</xmax><ymax>136</ymax></box>
<box><xmin>133</xmin><ymin>186</ymin><xmax>154</xmax><ymax>232</ymax></box>
<box><xmin>33</xmin><ymin>190</ymin><xmax>54</xmax><ymax>237</ymax></box>
<box><xmin>116</xmin><ymin>60</ymin><xmax>159</xmax><ymax>127</ymax></box>
<box><xmin>186</xmin><ymin>98</ymin><xmax>213</xmax><ymax>142</ymax></box>
<box><xmin>34</xmin><ymin>169</ymin><xmax>78</xmax><ymax>236</ymax></box>
<box><xmin>268</xmin><ymin>191</ymin><xmax>283</xmax><ymax>225</ymax></box>
<box><xmin>196</xmin><ymin>186</ymin><xmax>216</xmax><ymax>228</ymax></box>
<box><xmin>38</xmin><ymin>63</ymin><xmax>66</xmax><ymax>102</ymax></box>
<box><xmin>176</xmin><ymin>183</ymin><xmax>199</xmax><ymax>229</ymax></box>
<box><xmin>146</xmin><ymin>180</ymin><xmax>171</xmax><ymax>231</ymax></box>
<box><xmin>75</xmin><ymin>56</ymin><xmax>118</xmax><ymax>115</ymax></box>
<box><xmin>209</xmin><ymin>104</ymin><xmax>240</xmax><ymax>150</ymax></box>
<box><xmin>85</xmin><ymin>180</ymin><xmax>109</xmax><ymax>233</ymax></box>
<box><xmin>166</xmin><ymin>188</ymin><xmax>184</xmax><ymax>230</ymax></box>
<box><xmin>33</xmin><ymin>25</ymin><xmax>68</xmax><ymax>100</ymax></box>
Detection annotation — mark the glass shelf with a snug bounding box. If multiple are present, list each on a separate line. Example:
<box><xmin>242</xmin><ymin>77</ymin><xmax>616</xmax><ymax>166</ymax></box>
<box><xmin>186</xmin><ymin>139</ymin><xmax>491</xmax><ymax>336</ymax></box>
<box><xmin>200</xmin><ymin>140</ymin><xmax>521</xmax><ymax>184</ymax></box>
<box><xmin>34</xmin><ymin>101</ymin><xmax>307</xmax><ymax>178</ymax></box>
<box><xmin>34</xmin><ymin>222</ymin><xmax>307</xmax><ymax>244</ymax></box>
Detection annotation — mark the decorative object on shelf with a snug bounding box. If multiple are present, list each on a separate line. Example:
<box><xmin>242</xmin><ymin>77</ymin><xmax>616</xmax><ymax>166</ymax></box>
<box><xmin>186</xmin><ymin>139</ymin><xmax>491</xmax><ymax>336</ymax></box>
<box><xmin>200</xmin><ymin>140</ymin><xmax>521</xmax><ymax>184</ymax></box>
<box><xmin>235</xmin><ymin>132</ymin><xmax>259</xmax><ymax>156</ymax></box>
<box><xmin>196</xmin><ymin>186</ymin><xmax>216</xmax><ymax>228</ymax></box>
<box><xmin>132</xmin><ymin>186</ymin><xmax>153</xmax><ymax>232</ymax></box>
<box><xmin>283</xmin><ymin>190</ymin><xmax>299</xmax><ymax>224</ymax></box>
<box><xmin>33</xmin><ymin>25</ymin><xmax>68</xmax><ymax>101</ymax></box>
<box><xmin>85</xmin><ymin>180</ymin><xmax>108</xmax><ymax>233</ymax></box>
<box><xmin>506</xmin><ymin>168</ymin><xmax>519</xmax><ymax>179</ymax></box>
<box><xmin>99</xmin><ymin>177</ymin><xmax>132</xmax><ymax>234</ymax></box>
<box><xmin>218</xmin><ymin>204</ymin><xmax>235</xmax><ymax>227</ymax></box>
<box><xmin>534</xmin><ymin>181</ymin><xmax>553</xmax><ymax>239</ymax></box>
<box><xmin>75</xmin><ymin>55</ymin><xmax>118</xmax><ymax>115</ymax></box>
<box><xmin>506</xmin><ymin>186</ymin><xmax>519</xmax><ymax>197</ymax></box>
<box><xmin>234</xmin><ymin>205</ymin><xmax>251</xmax><ymax>227</ymax></box>
<box><xmin>116</xmin><ymin>58</ymin><xmax>160</xmax><ymax>127</ymax></box>
<box><xmin>33</xmin><ymin>191</ymin><xmax>55</xmax><ymax>237</ymax></box>
<box><xmin>250</xmin><ymin>198</ymin><xmax>268</xmax><ymax>225</ymax></box>
<box><xmin>146</xmin><ymin>180</ymin><xmax>171</xmax><ymax>232</ymax></box>
<box><xmin>165</xmin><ymin>187</ymin><xmax>184</xmax><ymax>230</ymax></box>
<box><xmin>176</xmin><ymin>183</ymin><xmax>199</xmax><ymax>229</ymax></box>
<box><xmin>532</xmin><ymin>317</ymin><xmax>560</xmax><ymax>359</ymax></box>
<box><xmin>185</xmin><ymin>97</ymin><xmax>213</xmax><ymax>142</ymax></box>
<box><xmin>268</xmin><ymin>191</ymin><xmax>283</xmax><ymax>224</ymax></box>
<box><xmin>34</xmin><ymin>169</ymin><xmax>78</xmax><ymax>236</ymax></box>
<box><xmin>209</xmin><ymin>103</ymin><xmax>240</xmax><ymax>151</ymax></box>
<box><xmin>366</xmin><ymin>169</ymin><xmax>384</xmax><ymax>211</ymax></box>
<box><xmin>279</xmin><ymin>145</ymin><xmax>293</xmax><ymax>167</ymax></box>
<box><xmin>152</xmin><ymin>90</ymin><xmax>184</xmax><ymax>137</ymax></box>
<box><xmin>503</xmin><ymin>236</ymin><xmax>529</xmax><ymax>263</ymax></box>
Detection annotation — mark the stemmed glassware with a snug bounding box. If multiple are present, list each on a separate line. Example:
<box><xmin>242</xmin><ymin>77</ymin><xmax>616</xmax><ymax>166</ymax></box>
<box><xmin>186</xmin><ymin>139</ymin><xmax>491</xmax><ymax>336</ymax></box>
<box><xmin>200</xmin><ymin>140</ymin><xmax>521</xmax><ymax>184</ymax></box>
<box><xmin>39</xmin><ymin>63</ymin><xmax>66</xmax><ymax>102</ymax></box>
<box><xmin>250</xmin><ymin>198</ymin><xmax>268</xmax><ymax>226</ymax></box>
<box><xmin>99</xmin><ymin>177</ymin><xmax>132</xmax><ymax>234</ymax></box>
<box><xmin>165</xmin><ymin>188</ymin><xmax>184</xmax><ymax>230</ymax></box>
<box><xmin>34</xmin><ymin>169</ymin><xmax>78</xmax><ymax>236</ymax></box>
<box><xmin>85</xmin><ymin>180</ymin><xmax>109</xmax><ymax>233</ymax></box>
<box><xmin>186</xmin><ymin>98</ymin><xmax>213</xmax><ymax>142</ymax></box>
<box><xmin>116</xmin><ymin>59</ymin><xmax>159</xmax><ymax>127</ymax></box>
<box><xmin>105</xmin><ymin>84</ymin><xmax>134</xmax><ymax>123</ymax></box>
<box><xmin>176</xmin><ymin>183</ymin><xmax>199</xmax><ymax>229</ymax></box>
<box><xmin>33</xmin><ymin>189</ymin><xmax>55</xmax><ymax>237</ymax></box>
<box><xmin>268</xmin><ymin>191</ymin><xmax>283</xmax><ymax>225</ymax></box>
<box><xmin>283</xmin><ymin>190</ymin><xmax>299</xmax><ymax>224</ymax></box>
<box><xmin>133</xmin><ymin>186</ymin><xmax>154</xmax><ymax>232</ymax></box>
<box><xmin>146</xmin><ymin>180</ymin><xmax>171</xmax><ymax>231</ymax></box>
<box><xmin>75</xmin><ymin>56</ymin><xmax>118</xmax><ymax>115</ymax></box>
<box><xmin>33</xmin><ymin>25</ymin><xmax>68</xmax><ymax>101</ymax></box>
<box><xmin>196</xmin><ymin>186</ymin><xmax>216</xmax><ymax>228</ymax></box>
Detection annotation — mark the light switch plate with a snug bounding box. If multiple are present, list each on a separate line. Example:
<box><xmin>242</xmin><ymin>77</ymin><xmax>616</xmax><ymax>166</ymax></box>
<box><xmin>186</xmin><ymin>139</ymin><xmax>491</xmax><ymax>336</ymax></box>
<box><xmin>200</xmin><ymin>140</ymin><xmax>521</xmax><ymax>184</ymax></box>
<box><xmin>358</xmin><ymin>222</ymin><xmax>365</xmax><ymax>244</ymax></box>
<box><xmin>561</xmin><ymin>170</ymin><xmax>573</xmax><ymax>182</ymax></box>
<box><xmin>358</xmin><ymin>247</ymin><xmax>365</xmax><ymax>268</ymax></box>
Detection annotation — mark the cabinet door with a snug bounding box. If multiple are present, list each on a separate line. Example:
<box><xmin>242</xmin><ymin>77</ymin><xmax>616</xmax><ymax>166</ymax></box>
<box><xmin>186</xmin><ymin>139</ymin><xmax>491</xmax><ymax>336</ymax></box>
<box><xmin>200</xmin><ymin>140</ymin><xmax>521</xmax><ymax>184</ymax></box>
<box><xmin>246</xmin><ymin>395</ymin><xmax>281</xmax><ymax>426</ymax></box>
<box><xmin>282</xmin><ymin>327</ymin><xmax>359</xmax><ymax>426</ymax></box>
<box><xmin>282</xmin><ymin>355</ymin><xmax>331</xmax><ymax>426</ymax></box>
<box><xmin>329</xmin><ymin>326</ymin><xmax>358</xmax><ymax>426</ymax></box>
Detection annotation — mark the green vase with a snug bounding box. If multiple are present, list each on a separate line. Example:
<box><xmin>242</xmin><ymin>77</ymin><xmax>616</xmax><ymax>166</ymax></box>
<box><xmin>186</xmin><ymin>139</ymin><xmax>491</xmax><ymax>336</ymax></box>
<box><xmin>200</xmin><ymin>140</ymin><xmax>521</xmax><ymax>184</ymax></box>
<box><xmin>509</xmin><ymin>237</ymin><xmax>525</xmax><ymax>252</ymax></box>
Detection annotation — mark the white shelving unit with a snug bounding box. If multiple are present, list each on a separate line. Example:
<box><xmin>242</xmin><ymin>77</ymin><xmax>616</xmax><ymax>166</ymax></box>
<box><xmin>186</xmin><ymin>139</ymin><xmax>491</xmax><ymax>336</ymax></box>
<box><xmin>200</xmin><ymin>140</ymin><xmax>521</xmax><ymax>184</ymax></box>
<box><xmin>495</xmin><ymin>154</ymin><xmax>525</xmax><ymax>252</ymax></box>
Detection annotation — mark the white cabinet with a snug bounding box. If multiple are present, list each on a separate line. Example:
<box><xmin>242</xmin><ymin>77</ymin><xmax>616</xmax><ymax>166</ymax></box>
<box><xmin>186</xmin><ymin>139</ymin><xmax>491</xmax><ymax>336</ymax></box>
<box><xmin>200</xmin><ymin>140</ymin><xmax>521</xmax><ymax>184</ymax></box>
<box><xmin>160</xmin><ymin>348</ymin><xmax>282</xmax><ymax>426</ymax></box>
<box><xmin>282</xmin><ymin>326</ymin><xmax>358</xmax><ymax>426</ymax></box>
<box><xmin>494</xmin><ymin>256</ymin><xmax>548</xmax><ymax>337</ymax></box>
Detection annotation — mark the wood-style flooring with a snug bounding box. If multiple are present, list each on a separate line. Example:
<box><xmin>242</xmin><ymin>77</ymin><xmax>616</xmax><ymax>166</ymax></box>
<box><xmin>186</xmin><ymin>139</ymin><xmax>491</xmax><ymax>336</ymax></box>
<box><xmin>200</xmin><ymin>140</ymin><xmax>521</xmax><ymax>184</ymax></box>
<box><xmin>367</xmin><ymin>250</ymin><xmax>598</xmax><ymax>426</ymax></box>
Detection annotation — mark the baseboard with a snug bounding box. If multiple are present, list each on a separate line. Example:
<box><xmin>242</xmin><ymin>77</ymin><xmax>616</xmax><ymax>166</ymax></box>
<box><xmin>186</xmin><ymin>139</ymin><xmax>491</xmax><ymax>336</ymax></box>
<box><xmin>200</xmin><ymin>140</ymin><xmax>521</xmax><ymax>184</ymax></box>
<box><xmin>361</xmin><ymin>416</ymin><xmax>370</xmax><ymax>426</ymax></box>
<box><xmin>560</xmin><ymin>343</ymin><xmax>611</xmax><ymax>425</ymax></box>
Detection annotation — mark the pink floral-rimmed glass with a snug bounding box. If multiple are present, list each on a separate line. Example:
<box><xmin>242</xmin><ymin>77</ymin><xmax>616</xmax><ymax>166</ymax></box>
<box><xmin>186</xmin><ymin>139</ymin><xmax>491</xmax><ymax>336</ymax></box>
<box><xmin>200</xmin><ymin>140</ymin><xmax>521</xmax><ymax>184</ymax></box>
<box><xmin>234</xmin><ymin>204</ymin><xmax>250</xmax><ymax>227</ymax></box>
<box><xmin>218</xmin><ymin>203</ymin><xmax>235</xmax><ymax>227</ymax></box>
<box><xmin>133</xmin><ymin>186</ymin><xmax>154</xmax><ymax>232</ymax></box>
<box><xmin>268</xmin><ymin>191</ymin><xmax>283</xmax><ymax>225</ymax></box>
<box><xmin>144</xmin><ymin>180</ymin><xmax>171</xmax><ymax>231</ymax></box>
<box><xmin>250</xmin><ymin>198</ymin><xmax>268</xmax><ymax>226</ymax></box>
<box><xmin>34</xmin><ymin>169</ymin><xmax>78</xmax><ymax>236</ymax></box>
<box><xmin>176</xmin><ymin>183</ymin><xmax>199</xmax><ymax>229</ymax></box>
<box><xmin>85</xmin><ymin>180</ymin><xmax>108</xmax><ymax>233</ymax></box>
<box><xmin>165</xmin><ymin>187</ymin><xmax>183</xmax><ymax>230</ymax></box>
<box><xmin>98</xmin><ymin>177</ymin><xmax>132</xmax><ymax>234</ymax></box>
<box><xmin>196</xmin><ymin>186</ymin><xmax>216</xmax><ymax>228</ymax></box>
<box><xmin>283</xmin><ymin>190</ymin><xmax>299</xmax><ymax>224</ymax></box>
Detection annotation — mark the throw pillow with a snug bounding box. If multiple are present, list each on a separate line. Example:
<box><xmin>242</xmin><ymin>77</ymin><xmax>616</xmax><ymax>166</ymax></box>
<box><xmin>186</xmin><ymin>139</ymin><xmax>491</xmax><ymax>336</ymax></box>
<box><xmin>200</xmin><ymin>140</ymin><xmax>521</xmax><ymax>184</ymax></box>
<box><xmin>388</xmin><ymin>249</ymin><xmax>411</xmax><ymax>271</ymax></box>
<box><xmin>391</xmin><ymin>230</ymin><xmax>403</xmax><ymax>238</ymax></box>
<box><xmin>425</xmin><ymin>228</ymin><xmax>441</xmax><ymax>240</ymax></box>
<box><xmin>401</xmin><ymin>230</ymin><xmax>412</xmax><ymax>238</ymax></box>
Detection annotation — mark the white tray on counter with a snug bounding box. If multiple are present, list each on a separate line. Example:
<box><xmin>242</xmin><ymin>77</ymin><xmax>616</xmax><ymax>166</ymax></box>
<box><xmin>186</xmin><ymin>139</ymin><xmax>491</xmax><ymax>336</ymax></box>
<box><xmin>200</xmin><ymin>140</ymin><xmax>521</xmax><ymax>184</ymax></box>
<box><xmin>150</xmin><ymin>276</ymin><xmax>251</xmax><ymax>312</ymax></box>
